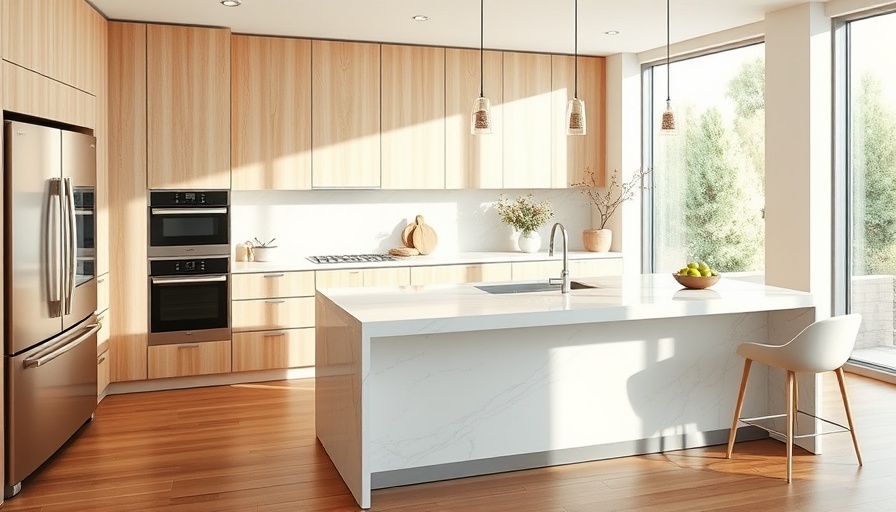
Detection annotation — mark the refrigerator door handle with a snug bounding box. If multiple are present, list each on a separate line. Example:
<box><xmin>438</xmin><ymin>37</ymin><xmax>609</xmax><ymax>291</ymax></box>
<box><xmin>48</xmin><ymin>178</ymin><xmax>63</xmax><ymax>317</ymax></box>
<box><xmin>23</xmin><ymin>322</ymin><xmax>102</xmax><ymax>369</ymax></box>
<box><xmin>63</xmin><ymin>177</ymin><xmax>76</xmax><ymax>315</ymax></box>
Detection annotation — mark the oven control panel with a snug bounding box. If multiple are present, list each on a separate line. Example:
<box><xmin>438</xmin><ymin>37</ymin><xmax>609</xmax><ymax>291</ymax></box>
<box><xmin>150</xmin><ymin>257</ymin><xmax>229</xmax><ymax>276</ymax></box>
<box><xmin>149</xmin><ymin>190</ymin><xmax>229</xmax><ymax>207</ymax></box>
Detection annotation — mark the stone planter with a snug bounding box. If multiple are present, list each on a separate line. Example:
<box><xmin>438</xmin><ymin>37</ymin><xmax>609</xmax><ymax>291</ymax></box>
<box><xmin>583</xmin><ymin>229</ymin><xmax>612</xmax><ymax>252</ymax></box>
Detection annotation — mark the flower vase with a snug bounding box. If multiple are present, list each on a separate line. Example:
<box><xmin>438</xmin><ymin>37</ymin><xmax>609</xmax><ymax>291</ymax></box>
<box><xmin>518</xmin><ymin>231</ymin><xmax>541</xmax><ymax>253</ymax></box>
<box><xmin>583</xmin><ymin>229</ymin><xmax>612</xmax><ymax>252</ymax></box>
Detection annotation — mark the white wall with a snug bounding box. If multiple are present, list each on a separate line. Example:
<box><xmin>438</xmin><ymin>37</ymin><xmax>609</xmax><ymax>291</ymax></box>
<box><xmin>232</xmin><ymin>189</ymin><xmax>593</xmax><ymax>256</ymax></box>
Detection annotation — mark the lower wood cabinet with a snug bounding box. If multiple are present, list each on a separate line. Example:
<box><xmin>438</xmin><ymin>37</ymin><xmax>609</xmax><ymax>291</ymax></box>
<box><xmin>315</xmin><ymin>267</ymin><xmax>410</xmax><ymax>289</ymax></box>
<box><xmin>232</xmin><ymin>328</ymin><xmax>314</xmax><ymax>372</ymax></box>
<box><xmin>512</xmin><ymin>259</ymin><xmax>623</xmax><ymax>281</ymax></box>
<box><xmin>410</xmin><ymin>263</ymin><xmax>511</xmax><ymax>286</ymax></box>
<box><xmin>232</xmin><ymin>296</ymin><xmax>315</xmax><ymax>332</ymax></box>
<box><xmin>97</xmin><ymin>349</ymin><xmax>110</xmax><ymax>401</ymax></box>
<box><xmin>148</xmin><ymin>340</ymin><xmax>232</xmax><ymax>379</ymax></box>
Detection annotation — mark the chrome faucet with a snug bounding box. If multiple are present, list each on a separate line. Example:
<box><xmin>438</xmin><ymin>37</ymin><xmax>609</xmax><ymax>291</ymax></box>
<box><xmin>548</xmin><ymin>223</ymin><xmax>570</xmax><ymax>293</ymax></box>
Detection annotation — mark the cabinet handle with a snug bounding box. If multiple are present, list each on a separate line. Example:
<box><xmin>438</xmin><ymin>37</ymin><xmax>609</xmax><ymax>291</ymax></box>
<box><xmin>97</xmin><ymin>277</ymin><xmax>105</xmax><ymax>284</ymax></box>
<box><xmin>265</xmin><ymin>299</ymin><xmax>286</xmax><ymax>304</ymax></box>
<box><xmin>97</xmin><ymin>356</ymin><xmax>106</xmax><ymax>365</ymax></box>
<box><xmin>177</xmin><ymin>344</ymin><xmax>200</xmax><ymax>349</ymax></box>
<box><xmin>263</xmin><ymin>273</ymin><xmax>285</xmax><ymax>278</ymax></box>
<box><xmin>263</xmin><ymin>331</ymin><xmax>286</xmax><ymax>338</ymax></box>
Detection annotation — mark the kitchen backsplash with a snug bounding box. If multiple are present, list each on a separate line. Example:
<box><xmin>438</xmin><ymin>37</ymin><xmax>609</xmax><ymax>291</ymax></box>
<box><xmin>231</xmin><ymin>189</ymin><xmax>594</xmax><ymax>257</ymax></box>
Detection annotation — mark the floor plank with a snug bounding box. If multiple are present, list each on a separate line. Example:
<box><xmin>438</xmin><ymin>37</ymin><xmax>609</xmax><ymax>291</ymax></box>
<box><xmin>2</xmin><ymin>373</ymin><xmax>894</xmax><ymax>511</ymax></box>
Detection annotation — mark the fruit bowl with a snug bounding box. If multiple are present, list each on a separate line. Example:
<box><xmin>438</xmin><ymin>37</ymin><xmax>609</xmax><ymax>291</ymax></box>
<box><xmin>672</xmin><ymin>273</ymin><xmax>721</xmax><ymax>289</ymax></box>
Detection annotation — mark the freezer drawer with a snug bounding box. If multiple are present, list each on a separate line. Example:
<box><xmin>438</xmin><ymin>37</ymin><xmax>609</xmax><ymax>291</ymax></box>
<box><xmin>5</xmin><ymin>318</ymin><xmax>100</xmax><ymax>496</ymax></box>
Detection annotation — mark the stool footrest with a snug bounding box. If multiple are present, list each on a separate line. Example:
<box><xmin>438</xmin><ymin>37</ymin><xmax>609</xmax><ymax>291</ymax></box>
<box><xmin>739</xmin><ymin>410</ymin><xmax>851</xmax><ymax>439</ymax></box>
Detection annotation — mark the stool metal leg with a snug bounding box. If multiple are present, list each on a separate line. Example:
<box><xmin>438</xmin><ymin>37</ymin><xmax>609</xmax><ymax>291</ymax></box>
<box><xmin>727</xmin><ymin>358</ymin><xmax>752</xmax><ymax>459</ymax></box>
<box><xmin>786</xmin><ymin>370</ymin><xmax>795</xmax><ymax>483</ymax></box>
<box><xmin>835</xmin><ymin>367</ymin><xmax>863</xmax><ymax>466</ymax></box>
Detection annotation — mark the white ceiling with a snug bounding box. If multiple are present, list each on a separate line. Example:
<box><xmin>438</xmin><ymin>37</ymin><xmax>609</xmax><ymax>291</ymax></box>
<box><xmin>90</xmin><ymin>0</ymin><xmax>826</xmax><ymax>56</ymax></box>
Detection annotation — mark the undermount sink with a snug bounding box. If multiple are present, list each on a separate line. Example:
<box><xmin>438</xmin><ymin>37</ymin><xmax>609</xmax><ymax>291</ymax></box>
<box><xmin>474</xmin><ymin>281</ymin><xmax>598</xmax><ymax>294</ymax></box>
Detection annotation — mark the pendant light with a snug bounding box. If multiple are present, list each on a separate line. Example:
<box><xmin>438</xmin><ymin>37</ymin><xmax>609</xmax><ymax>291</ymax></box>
<box><xmin>471</xmin><ymin>0</ymin><xmax>492</xmax><ymax>135</ymax></box>
<box><xmin>660</xmin><ymin>0</ymin><xmax>677</xmax><ymax>134</ymax></box>
<box><xmin>566</xmin><ymin>0</ymin><xmax>586</xmax><ymax>136</ymax></box>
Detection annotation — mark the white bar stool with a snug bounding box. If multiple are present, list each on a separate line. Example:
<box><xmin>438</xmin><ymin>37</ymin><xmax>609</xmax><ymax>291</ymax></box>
<box><xmin>726</xmin><ymin>313</ymin><xmax>863</xmax><ymax>482</ymax></box>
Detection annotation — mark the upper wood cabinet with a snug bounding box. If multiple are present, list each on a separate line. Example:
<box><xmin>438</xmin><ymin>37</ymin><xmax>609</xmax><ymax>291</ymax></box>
<box><xmin>2</xmin><ymin>0</ymin><xmax>104</xmax><ymax>95</ymax></box>
<box><xmin>93</xmin><ymin>11</ymin><xmax>109</xmax><ymax>276</ymax></box>
<box><xmin>312</xmin><ymin>40</ymin><xmax>380</xmax><ymax>188</ymax></box>
<box><xmin>551</xmin><ymin>55</ymin><xmax>606</xmax><ymax>188</ymax></box>
<box><xmin>503</xmin><ymin>51</ymin><xmax>552</xmax><ymax>189</ymax></box>
<box><xmin>146</xmin><ymin>24</ymin><xmax>231</xmax><ymax>190</ymax></box>
<box><xmin>445</xmin><ymin>48</ymin><xmax>503</xmax><ymax>189</ymax></box>
<box><xmin>231</xmin><ymin>35</ymin><xmax>312</xmax><ymax>190</ymax></box>
<box><xmin>381</xmin><ymin>44</ymin><xmax>445</xmax><ymax>189</ymax></box>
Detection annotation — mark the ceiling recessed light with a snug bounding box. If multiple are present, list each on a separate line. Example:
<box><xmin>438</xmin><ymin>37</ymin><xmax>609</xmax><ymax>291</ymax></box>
<box><xmin>412</xmin><ymin>15</ymin><xmax>430</xmax><ymax>21</ymax></box>
<box><xmin>220</xmin><ymin>0</ymin><xmax>241</xmax><ymax>6</ymax></box>
<box><xmin>604</xmin><ymin>30</ymin><xmax>620</xmax><ymax>35</ymax></box>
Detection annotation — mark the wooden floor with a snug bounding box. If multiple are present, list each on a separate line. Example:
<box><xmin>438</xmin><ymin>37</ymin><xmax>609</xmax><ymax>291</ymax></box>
<box><xmin>3</xmin><ymin>372</ymin><xmax>895</xmax><ymax>511</ymax></box>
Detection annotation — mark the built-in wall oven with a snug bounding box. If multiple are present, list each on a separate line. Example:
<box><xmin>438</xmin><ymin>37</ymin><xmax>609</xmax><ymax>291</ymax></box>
<box><xmin>148</xmin><ymin>190</ymin><xmax>229</xmax><ymax>258</ymax></box>
<box><xmin>148</xmin><ymin>256</ymin><xmax>230</xmax><ymax>346</ymax></box>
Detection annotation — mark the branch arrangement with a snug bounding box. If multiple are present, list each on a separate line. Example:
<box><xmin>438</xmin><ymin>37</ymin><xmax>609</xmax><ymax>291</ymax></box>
<box><xmin>570</xmin><ymin>168</ymin><xmax>652</xmax><ymax>230</ymax></box>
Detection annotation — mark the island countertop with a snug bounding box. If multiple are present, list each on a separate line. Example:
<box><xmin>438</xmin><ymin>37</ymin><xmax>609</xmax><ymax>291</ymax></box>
<box><xmin>317</xmin><ymin>273</ymin><xmax>815</xmax><ymax>336</ymax></box>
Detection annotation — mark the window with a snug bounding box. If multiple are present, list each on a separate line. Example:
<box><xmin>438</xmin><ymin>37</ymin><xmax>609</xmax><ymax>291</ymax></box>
<box><xmin>842</xmin><ymin>11</ymin><xmax>896</xmax><ymax>373</ymax></box>
<box><xmin>645</xmin><ymin>43</ymin><xmax>766</xmax><ymax>275</ymax></box>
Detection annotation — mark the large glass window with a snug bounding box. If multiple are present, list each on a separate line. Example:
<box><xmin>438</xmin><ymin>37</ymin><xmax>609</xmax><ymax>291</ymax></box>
<box><xmin>845</xmin><ymin>11</ymin><xmax>896</xmax><ymax>373</ymax></box>
<box><xmin>646</xmin><ymin>43</ymin><xmax>766</xmax><ymax>275</ymax></box>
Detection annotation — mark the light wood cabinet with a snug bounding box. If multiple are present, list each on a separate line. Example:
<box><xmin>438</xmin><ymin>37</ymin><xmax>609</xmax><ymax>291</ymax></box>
<box><xmin>315</xmin><ymin>267</ymin><xmax>411</xmax><ymax>289</ymax></box>
<box><xmin>2</xmin><ymin>0</ymin><xmax>104</xmax><ymax>95</ymax></box>
<box><xmin>503</xmin><ymin>52</ymin><xmax>552</xmax><ymax>188</ymax></box>
<box><xmin>232</xmin><ymin>271</ymin><xmax>315</xmax><ymax>300</ymax></box>
<box><xmin>97</xmin><ymin>308</ymin><xmax>111</xmax><ymax>400</ymax></box>
<box><xmin>2</xmin><ymin>62</ymin><xmax>95</xmax><ymax>128</ymax></box>
<box><xmin>97</xmin><ymin>349</ymin><xmax>110</xmax><ymax>402</ymax></box>
<box><xmin>232</xmin><ymin>329</ymin><xmax>314</xmax><ymax>372</ymax></box>
<box><xmin>381</xmin><ymin>44</ymin><xmax>445</xmax><ymax>189</ymax></box>
<box><xmin>231</xmin><ymin>35</ymin><xmax>312</xmax><ymax>190</ymax></box>
<box><xmin>570</xmin><ymin>258</ymin><xmax>622</xmax><ymax>277</ymax></box>
<box><xmin>311</xmin><ymin>40</ymin><xmax>381</xmax><ymax>188</ymax></box>
<box><xmin>93</xmin><ymin>10</ymin><xmax>110</xmax><ymax>275</ymax></box>
<box><xmin>97</xmin><ymin>273</ymin><xmax>110</xmax><ymax>313</ymax></box>
<box><xmin>410</xmin><ymin>263</ymin><xmax>511</xmax><ymax>286</ymax></box>
<box><xmin>148</xmin><ymin>340</ymin><xmax>232</xmax><ymax>379</ymax></box>
<box><xmin>551</xmin><ymin>55</ymin><xmax>606</xmax><ymax>188</ymax></box>
<box><xmin>232</xmin><ymin>297</ymin><xmax>315</xmax><ymax>333</ymax></box>
<box><xmin>146</xmin><ymin>24</ymin><xmax>231</xmax><ymax>190</ymax></box>
<box><xmin>445</xmin><ymin>48</ymin><xmax>504</xmax><ymax>189</ymax></box>
<box><xmin>108</xmin><ymin>22</ymin><xmax>148</xmax><ymax>382</ymax></box>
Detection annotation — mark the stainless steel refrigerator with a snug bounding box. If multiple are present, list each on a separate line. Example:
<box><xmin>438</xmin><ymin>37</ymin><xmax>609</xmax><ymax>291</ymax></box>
<box><xmin>3</xmin><ymin>120</ymin><xmax>100</xmax><ymax>498</ymax></box>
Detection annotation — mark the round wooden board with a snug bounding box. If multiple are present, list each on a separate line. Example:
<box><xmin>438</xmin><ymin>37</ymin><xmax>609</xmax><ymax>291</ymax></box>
<box><xmin>401</xmin><ymin>224</ymin><xmax>416</xmax><ymax>248</ymax></box>
<box><xmin>411</xmin><ymin>215</ymin><xmax>438</xmax><ymax>255</ymax></box>
<box><xmin>389</xmin><ymin>247</ymin><xmax>419</xmax><ymax>257</ymax></box>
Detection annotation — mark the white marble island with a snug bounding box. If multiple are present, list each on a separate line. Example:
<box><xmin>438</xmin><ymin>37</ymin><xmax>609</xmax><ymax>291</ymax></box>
<box><xmin>315</xmin><ymin>274</ymin><xmax>816</xmax><ymax>509</ymax></box>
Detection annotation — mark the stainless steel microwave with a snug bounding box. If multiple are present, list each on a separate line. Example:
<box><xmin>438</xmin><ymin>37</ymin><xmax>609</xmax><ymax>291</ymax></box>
<box><xmin>148</xmin><ymin>190</ymin><xmax>229</xmax><ymax>257</ymax></box>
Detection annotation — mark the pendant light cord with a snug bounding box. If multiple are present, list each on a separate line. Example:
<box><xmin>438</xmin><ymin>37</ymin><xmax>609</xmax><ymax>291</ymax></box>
<box><xmin>666</xmin><ymin>0</ymin><xmax>670</xmax><ymax>102</ymax></box>
<box><xmin>574</xmin><ymin>0</ymin><xmax>578</xmax><ymax>98</ymax></box>
<box><xmin>479</xmin><ymin>0</ymin><xmax>484</xmax><ymax>98</ymax></box>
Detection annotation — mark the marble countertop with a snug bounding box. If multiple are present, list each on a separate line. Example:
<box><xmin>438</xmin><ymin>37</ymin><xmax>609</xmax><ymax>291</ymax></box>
<box><xmin>318</xmin><ymin>273</ymin><xmax>815</xmax><ymax>337</ymax></box>
<box><xmin>232</xmin><ymin>250</ymin><xmax>622</xmax><ymax>273</ymax></box>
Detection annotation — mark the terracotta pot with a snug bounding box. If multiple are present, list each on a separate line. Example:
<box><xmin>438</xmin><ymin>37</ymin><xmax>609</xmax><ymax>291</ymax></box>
<box><xmin>583</xmin><ymin>229</ymin><xmax>612</xmax><ymax>252</ymax></box>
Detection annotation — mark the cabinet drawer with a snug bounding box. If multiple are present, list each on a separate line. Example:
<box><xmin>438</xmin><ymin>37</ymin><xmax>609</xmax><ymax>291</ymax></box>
<box><xmin>232</xmin><ymin>328</ymin><xmax>314</xmax><ymax>372</ymax></box>
<box><xmin>97</xmin><ymin>273</ymin><xmax>110</xmax><ymax>313</ymax></box>
<box><xmin>410</xmin><ymin>263</ymin><xmax>511</xmax><ymax>285</ymax></box>
<box><xmin>96</xmin><ymin>309</ymin><xmax>111</xmax><ymax>353</ymax></box>
<box><xmin>147</xmin><ymin>340</ymin><xmax>232</xmax><ymax>379</ymax></box>
<box><xmin>97</xmin><ymin>350</ymin><xmax>110</xmax><ymax>400</ymax></box>
<box><xmin>232</xmin><ymin>271</ymin><xmax>315</xmax><ymax>300</ymax></box>
<box><xmin>232</xmin><ymin>296</ymin><xmax>314</xmax><ymax>332</ymax></box>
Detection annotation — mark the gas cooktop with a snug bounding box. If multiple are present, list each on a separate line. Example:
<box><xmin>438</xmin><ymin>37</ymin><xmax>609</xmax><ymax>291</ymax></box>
<box><xmin>306</xmin><ymin>254</ymin><xmax>397</xmax><ymax>264</ymax></box>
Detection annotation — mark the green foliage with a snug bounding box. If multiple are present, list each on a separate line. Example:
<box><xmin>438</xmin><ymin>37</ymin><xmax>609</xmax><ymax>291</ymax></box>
<box><xmin>726</xmin><ymin>57</ymin><xmax>765</xmax><ymax>119</ymax></box>
<box><xmin>683</xmin><ymin>107</ymin><xmax>764</xmax><ymax>272</ymax></box>
<box><xmin>852</xmin><ymin>74</ymin><xmax>896</xmax><ymax>275</ymax></box>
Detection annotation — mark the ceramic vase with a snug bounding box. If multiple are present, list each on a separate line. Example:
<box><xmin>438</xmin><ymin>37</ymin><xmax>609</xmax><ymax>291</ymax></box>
<box><xmin>583</xmin><ymin>229</ymin><xmax>612</xmax><ymax>252</ymax></box>
<box><xmin>518</xmin><ymin>231</ymin><xmax>541</xmax><ymax>253</ymax></box>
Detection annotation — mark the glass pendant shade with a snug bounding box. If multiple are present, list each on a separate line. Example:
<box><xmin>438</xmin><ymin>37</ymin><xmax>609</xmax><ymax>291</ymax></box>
<box><xmin>471</xmin><ymin>96</ymin><xmax>492</xmax><ymax>134</ymax></box>
<box><xmin>566</xmin><ymin>97</ymin><xmax>586</xmax><ymax>135</ymax></box>
<box><xmin>660</xmin><ymin>99</ymin><xmax>677</xmax><ymax>134</ymax></box>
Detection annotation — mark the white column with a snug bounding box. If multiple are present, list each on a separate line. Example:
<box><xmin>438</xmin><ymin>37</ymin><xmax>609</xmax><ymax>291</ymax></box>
<box><xmin>764</xmin><ymin>2</ymin><xmax>832</xmax><ymax>320</ymax></box>
<box><xmin>604</xmin><ymin>53</ymin><xmax>643</xmax><ymax>275</ymax></box>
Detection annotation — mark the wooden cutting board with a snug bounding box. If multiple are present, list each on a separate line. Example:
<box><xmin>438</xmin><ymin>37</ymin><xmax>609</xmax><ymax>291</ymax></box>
<box><xmin>411</xmin><ymin>215</ymin><xmax>438</xmax><ymax>255</ymax></box>
<box><xmin>401</xmin><ymin>223</ymin><xmax>416</xmax><ymax>248</ymax></box>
